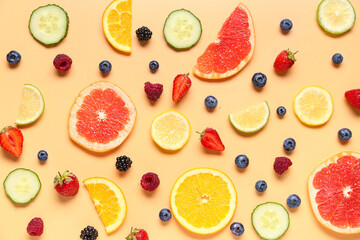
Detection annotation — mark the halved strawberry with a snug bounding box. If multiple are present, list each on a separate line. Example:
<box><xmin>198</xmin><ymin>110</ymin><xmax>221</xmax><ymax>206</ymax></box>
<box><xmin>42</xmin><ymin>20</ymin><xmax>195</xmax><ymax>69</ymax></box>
<box><xmin>172</xmin><ymin>73</ymin><xmax>191</xmax><ymax>102</ymax></box>
<box><xmin>345</xmin><ymin>89</ymin><xmax>360</xmax><ymax>109</ymax></box>
<box><xmin>198</xmin><ymin>128</ymin><xmax>225</xmax><ymax>151</ymax></box>
<box><xmin>0</xmin><ymin>126</ymin><xmax>23</xmax><ymax>157</ymax></box>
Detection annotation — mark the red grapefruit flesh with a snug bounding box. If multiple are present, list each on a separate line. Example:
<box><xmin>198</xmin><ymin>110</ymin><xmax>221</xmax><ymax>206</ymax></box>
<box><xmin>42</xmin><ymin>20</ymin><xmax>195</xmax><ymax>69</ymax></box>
<box><xmin>308</xmin><ymin>151</ymin><xmax>360</xmax><ymax>234</ymax></box>
<box><xmin>69</xmin><ymin>81</ymin><xmax>136</xmax><ymax>152</ymax></box>
<box><xmin>193</xmin><ymin>2</ymin><xmax>255</xmax><ymax>80</ymax></box>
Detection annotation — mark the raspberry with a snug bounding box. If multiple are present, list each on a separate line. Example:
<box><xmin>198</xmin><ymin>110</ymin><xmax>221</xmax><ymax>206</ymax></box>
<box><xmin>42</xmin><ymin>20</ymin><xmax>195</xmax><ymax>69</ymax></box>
<box><xmin>144</xmin><ymin>82</ymin><xmax>163</xmax><ymax>101</ymax></box>
<box><xmin>140</xmin><ymin>172</ymin><xmax>160</xmax><ymax>191</ymax></box>
<box><xmin>53</xmin><ymin>54</ymin><xmax>72</xmax><ymax>71</ymax></box>
<box><xmin>274</xmin><ymin>157</ymin><xmax>292</xmax><ymax>175</ymax></box>
<box><xmin>27</xmin><ymin>217</ymin><xmax>44</xmax><ymax>236</ymax></box>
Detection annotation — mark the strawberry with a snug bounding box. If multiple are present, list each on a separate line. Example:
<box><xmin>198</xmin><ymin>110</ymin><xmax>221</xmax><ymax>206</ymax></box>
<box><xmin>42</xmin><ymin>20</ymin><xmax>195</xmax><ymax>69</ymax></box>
<box><xmin>126</xmin><ymin>228</ymin><xmax>149</xmax><ymax>240</ymax></box>
<box><xmin>172</xmin><ymin>73</ymin><xmax>191</xmax><ymax>102</ymax></box>
<box><xmin>0</xmin><ymin>126</ymin><xmax>23</xmax><ymax>157</ymax></box>
<box><xmin>54</xmin><ymin>171</ymin><xmax>79</xmax><ymax>197</ymax></box>
<box><xmin>345</xmin><ymin>89</ymin><xmax>360</xmax><ymax>109</ymax></box>
<box><xmin>273</xmin><ymin>49</ymin><xmax>297</xmax><ymax>72</ymax></box>
<box><xmin>198</xmin><ymin>128</ymin><xmax>225</xmax><ymax>151</ymax></box>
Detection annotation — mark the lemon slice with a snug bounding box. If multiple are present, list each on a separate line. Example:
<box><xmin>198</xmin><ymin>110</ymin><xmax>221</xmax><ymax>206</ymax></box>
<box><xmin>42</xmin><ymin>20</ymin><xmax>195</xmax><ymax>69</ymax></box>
<box><xmin>103</xmin><ymin>0</ymin><xmax>132</xmax><ymax>53</ymax></box>
<box><xmin>151</xmin><ymin>110</ymin><xmax>190</xmax><ymax>151</ymax></box>
<box><xmin>83</xmin><ymin>177</ymin><xmax>127</xmax><ymax>233</ymax></box>
<box><xmin>15</xmin><ymin>84</ymin><xmax>45</xmax><ymax>125</ymax></box>
<box><xmin>294</xmin><ymin>86</ymin><xmax>333</xmax><ymax>126</ymax></box>
<box><xmin>229</xmin><ymin>101</ymin><xmax>270</xmax><ymax>133</ymax></box>
<box><xmin>170</xmin><ymin>168</ymin><xmax>237</xmax><ymax>235</ymax></box>
<box><xmin>317</xmin><ymin>0</ymin><xmax>356</xmax><ymax>35</ymax></box>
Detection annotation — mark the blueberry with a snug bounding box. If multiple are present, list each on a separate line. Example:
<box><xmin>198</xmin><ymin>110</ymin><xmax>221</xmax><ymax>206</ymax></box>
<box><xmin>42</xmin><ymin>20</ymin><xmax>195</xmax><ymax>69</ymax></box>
<box><xmin>277</xmin><ymin>106</ymin><xmax>286</xmax><ymax>116</ymax></box>
<box><xmin>235</xmin><ymin>154</ymin><xmax>249</xmax><ymax>169</ymax></box>
<box><xmin>283</xmin><ymin>138</ymin><xmax>296</xmax><ymax>152</ymax></box>
<box><xmin>99</xmin><ymin>60</ymin><xmax>112</xmax><ymax>73</ymax></box>
<box><xmin>204</xmin><ymin>96</ymin><xmax>218</xmax><ymax>110</ymax></box>
<box><xmin>230</xmin><ymin>222</ymin><xmax>244</xmax><ymax>236</ymax></box>
<box><xmin>280</xmin><ymin>19</ymin><xmax>293</xmax><ymax>32</ymax></box>
<box><xmin>255</xmin><ymin>180</ymin><xmax>267</xmax><ymax>192</ymax></box>
<box><xmin>332</xmin><ymin>53</ymin><xmax>343</xmax><ymax>64</ymax></box>
<box><xmin>37</xmin><ymin>150</ymin><xmax>48</xmax><ymax>161</ymax></box>
<box><xmin>338</xmin><ymin>128</ymin><xmax>352</xmax><ymax>141</ymax></box>
<box><xmin>287</xmin><ymin>194</ymin><xmax>301</xmax><ymax>208</ymax></box>
<box><xmin>252</xmin><ymin>73</ymin><xmax>267</xmax><ymax>88</ymax></box>
<box><xmin>159</xmin><ymin>208</ymin><xmax>172</xmax><ymax>222</ymax></box>
<box><xmin>149</xmin><ymin>60</ymin><xmax>159</xmax><ymax>71</ymax></box>
<box><xmin>7</xmin><ymin>50</ymin><xmax>21</xmax><ymax>64</ymax></box>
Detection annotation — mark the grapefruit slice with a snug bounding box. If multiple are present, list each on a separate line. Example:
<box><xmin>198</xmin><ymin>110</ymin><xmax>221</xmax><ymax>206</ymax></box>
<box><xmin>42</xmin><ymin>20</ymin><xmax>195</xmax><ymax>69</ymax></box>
<box><xmin>193</xmin><ymin>2</ymin><xmax>255</xmax><ymax>80</ymax></box>
<box><xmin>308</xmin><ymin>151</ymin><xmax>360</xmax><ymax>234</ymax></box>
<box><xmin>69</xmin><ymin>81</ymin><xmax>136</xmax><ymax>152</ymax></box>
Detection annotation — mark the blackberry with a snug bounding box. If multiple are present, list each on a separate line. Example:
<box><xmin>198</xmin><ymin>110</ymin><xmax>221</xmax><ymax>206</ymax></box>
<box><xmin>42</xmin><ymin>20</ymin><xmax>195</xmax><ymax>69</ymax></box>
<box><xmin>136</xmin><ymin>26</ymin><xmax>152</xmax><ymax>41</ymax></box>
<box><xmin>116</xmin><ymin>155</ymin><xmax>132</xmax><ymax>172</ymax></box>
<box><xmin>80</xmin><ymin>226</ymin><xmax>98</xmax><ymax>240</ymax></box>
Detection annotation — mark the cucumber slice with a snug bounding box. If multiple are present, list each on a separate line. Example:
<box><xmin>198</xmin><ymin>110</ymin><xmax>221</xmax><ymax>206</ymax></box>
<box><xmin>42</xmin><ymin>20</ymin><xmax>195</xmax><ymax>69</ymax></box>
<box><xmin>29</xmin><ymin>4</ymin><xmax>69</xmax><ymax>45</ymax></box>
<box><xmin>252</xmin><ymin>202</ymin><xmax>289</xmax><ymax>240</ymax></box>
<box><xmin>3</xmin><ymin>168</ymin><xmax>41</xmax><ymax>204</ymax></box>
<box><xmin>163</xmin><ymin>9</ymin><xmax>202</xmax><ymax>49</ymax></box>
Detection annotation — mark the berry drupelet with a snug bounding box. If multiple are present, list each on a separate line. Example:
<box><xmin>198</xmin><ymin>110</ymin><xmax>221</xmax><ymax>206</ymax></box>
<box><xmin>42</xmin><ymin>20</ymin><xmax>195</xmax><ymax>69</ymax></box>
<box><xmin>274</xmin><ymin>157</ymin><xmax>292</xmax><ymax>175</ymax></box>
<box><xmin>116</xmin><ymin>155</ymin><xmax>132</xmax><ymax>172</ymax></box>
<box><xmin>136</xmin><ymin>26</ymin><xmax>152</xmax><ymax>41</ymax></box>
<box><xmin>53</xmin><ymin>54</ymin><xmax>72</xmax><ymax>71</ymax></box>
<box><xmin>80</xmin><ymin>226</ymin><xmax>98</xmax><ymax>240</ymax></box>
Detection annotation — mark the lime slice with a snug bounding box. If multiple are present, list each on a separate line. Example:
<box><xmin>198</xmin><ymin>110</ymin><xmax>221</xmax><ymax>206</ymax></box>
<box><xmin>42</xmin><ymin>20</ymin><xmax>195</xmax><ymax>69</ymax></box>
<box><xmin>15</xmin><ymin>84</ymin><xmax>45</xmax><ymax>125</ymax></box>
<box><xmin>229</xmin><ymin>101</ymin><xmax>270</xmax><ymax>133</ymax></box>
<box><xmin>317</xmin><ymin>0</ymin><xmax>356</xmax><ymax>35</ymax></box>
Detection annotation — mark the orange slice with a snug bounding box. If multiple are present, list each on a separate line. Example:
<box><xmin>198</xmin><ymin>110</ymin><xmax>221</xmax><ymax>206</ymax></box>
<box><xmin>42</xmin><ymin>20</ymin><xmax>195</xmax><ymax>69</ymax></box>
<box><xmin>170</xmin><ymin>168</ymin><xmax>237</xmax><ymax>234</ymax></box>
<box><xmin>84</xmin><ymin>177</ymin><xmax>127</xmax><ymax>233</ymax></box>
<box><xmin>308</xmin><ymin>151</ymin><xmax>360</xmax><ymax>234</ymax></box>
<box><xmin>193</xmin><ymin>2</ymin><xmax>255</xmax><ymax>79</ymax></box>
<box><xmin>68</xmin><ymin>81</ymin><xmax>136</xmax><ymax>152</ymax></box>
<box><xmin>103</xmin><ymin>0</ymin><xmax>132</xmax><ymax>53</ymax></box>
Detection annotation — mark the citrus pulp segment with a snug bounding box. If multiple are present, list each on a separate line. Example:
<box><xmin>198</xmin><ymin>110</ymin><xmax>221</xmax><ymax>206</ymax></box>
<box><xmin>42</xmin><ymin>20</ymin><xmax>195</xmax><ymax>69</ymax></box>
<box><xmin>151</xmin><ymin>110</ymin><xmax>190</xmax><ymax>151</ymax></box>
<box><xmin>317</xmin><ymin>0</ymin><xmax>356</xmax><ymax>35</ymax></box>
<box><xmin>308</xmin><ymin>151</ymin><xmax>360</xmax><ymax>234</ymax></box>
<box><xmin>293</xmin><ymin>86</ymin><xmax>333</xmax><ymax>126</ymax></box>
<box><xmin>193</xmin><ymin>2</ymin><xmax>255</xmax><ymax>79</ymax></box>
<box><xmin>84</xmin><ymin>177</ymin><xmax>127</xmax><ymax>233</ymax></box>
<box><xmin>68</xmin><ymin>81</ymin><xmax>136</xmax><ymax>152</ymax></box>
<box><xmin>15</xmin><ymin>84</ymin><xmax>45</xmax><ymax>125</ymax></box>
<box><xmin>103</xmin><ymin>0</ymin><xmax>132</xmax><ymax>53</ymax></box>
<box><xmin>229</xmin><ymin>101</ymin><xmax>270</xmax><ymax>133</ymax></box>
<box><xmin>170</xmin><ymin>168</ymin><xmax>237</xmax><ymax>234</ymax></box>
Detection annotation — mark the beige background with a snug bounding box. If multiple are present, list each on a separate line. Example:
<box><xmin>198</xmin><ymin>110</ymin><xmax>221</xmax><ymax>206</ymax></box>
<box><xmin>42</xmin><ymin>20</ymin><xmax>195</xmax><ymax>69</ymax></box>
<box><xmin>0</xmin><ymin>0</ymin><xmax>359</xmax><ymax>239</ymax></box>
